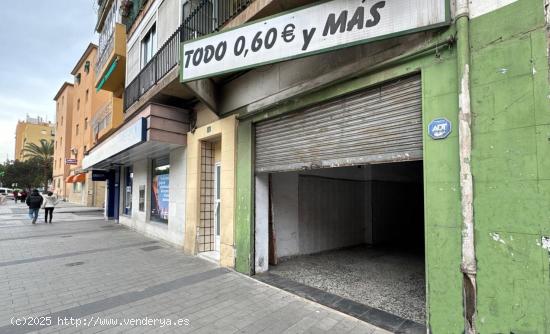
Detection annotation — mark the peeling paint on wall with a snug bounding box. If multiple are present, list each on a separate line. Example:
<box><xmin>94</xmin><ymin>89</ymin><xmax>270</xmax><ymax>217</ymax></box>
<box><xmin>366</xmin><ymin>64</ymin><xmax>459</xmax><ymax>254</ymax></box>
<box><xmin>542</xmin><ymin>236</ymin><xmax>550</xmax><ymax>251</ymax></box>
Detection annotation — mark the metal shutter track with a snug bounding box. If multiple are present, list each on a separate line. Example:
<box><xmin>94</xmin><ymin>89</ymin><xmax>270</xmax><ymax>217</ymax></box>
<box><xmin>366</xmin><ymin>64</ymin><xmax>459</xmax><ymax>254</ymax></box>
<box><xmin>255</xmin><ymin>75</ymin><xmax>423</xmax><ymax>173</ymax></box>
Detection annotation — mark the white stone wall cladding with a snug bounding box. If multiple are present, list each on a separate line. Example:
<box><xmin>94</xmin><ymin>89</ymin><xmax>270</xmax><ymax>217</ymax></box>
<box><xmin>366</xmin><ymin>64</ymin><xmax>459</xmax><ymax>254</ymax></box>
<box><xmin>120</xmin><ymin>149</ymin><xmax>187</xmax><ymax>247</ymax></box>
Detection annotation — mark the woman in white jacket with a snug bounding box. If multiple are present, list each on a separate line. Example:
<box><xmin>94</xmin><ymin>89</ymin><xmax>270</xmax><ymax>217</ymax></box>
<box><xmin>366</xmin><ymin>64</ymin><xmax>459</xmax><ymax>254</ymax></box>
<box><xmin>42</xmin><ymin>191</ymin><xmax>59</xmax><ymax>224</ymax></box>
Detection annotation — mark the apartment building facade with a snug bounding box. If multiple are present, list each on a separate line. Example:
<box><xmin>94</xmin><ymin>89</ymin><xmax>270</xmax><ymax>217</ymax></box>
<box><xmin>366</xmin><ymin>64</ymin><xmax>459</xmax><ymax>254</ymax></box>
<box><xmin>52</xmin><ymin>83</ymin><xmax>74</xmax><ymax>199</ymax></box>
<box><xmin>14</xmin><ymin>116</ymin><xmax>55</xmax><ymax>162</ymax></box>
<box><xmin>53</xmin><ymin>44</ymin><xmax>112</xmax><ymax>206</ymax></box>
<box><xmin>83</xmin><ymin>0</ymin><xmax>550</xmax><ymax>332</ymax></box>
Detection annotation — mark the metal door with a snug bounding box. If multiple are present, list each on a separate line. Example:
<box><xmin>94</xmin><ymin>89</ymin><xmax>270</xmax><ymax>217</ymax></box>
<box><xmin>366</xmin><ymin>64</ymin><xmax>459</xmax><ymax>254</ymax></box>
<box><xmin>255</xmin><ymin>75</ymin><xmax>423</xmax><ymax>173</ymax></box>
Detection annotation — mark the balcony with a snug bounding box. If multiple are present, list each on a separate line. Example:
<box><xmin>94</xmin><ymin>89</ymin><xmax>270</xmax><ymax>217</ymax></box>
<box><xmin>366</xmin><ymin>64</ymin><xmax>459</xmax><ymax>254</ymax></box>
<box><xmin>92</xmin><ymin>96</ymin><xmax>124</xmax><ymax>142</ymax></box>
<box><xmin>124</xmin><ymin>0</ymin><xmax>254</xmax><ymax>111</ymax></box>
<box><xmin>95</xmin><ymin>3</ymin><xmax>127</xmax><ymax>93</ymax></box>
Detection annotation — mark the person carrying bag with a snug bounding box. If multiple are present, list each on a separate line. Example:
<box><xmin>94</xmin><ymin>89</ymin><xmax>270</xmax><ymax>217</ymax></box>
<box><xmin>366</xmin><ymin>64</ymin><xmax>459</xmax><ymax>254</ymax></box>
<box><xmin>26</xmin><ymin>189</ymin><xmax>43</xmax><ymax>224</ymax></box>
<box><xmin>42</xmin><ymin>191</ymin><xmax>59</xmax><ymax>224</ymax></box>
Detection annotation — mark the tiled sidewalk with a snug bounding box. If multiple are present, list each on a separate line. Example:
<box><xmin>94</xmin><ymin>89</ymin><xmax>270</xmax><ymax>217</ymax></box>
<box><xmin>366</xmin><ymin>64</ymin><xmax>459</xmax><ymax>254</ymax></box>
<box><xmin>0</xmin><ymin>202</ymin><xmax>391</xmax><ymax>334</ymax></box>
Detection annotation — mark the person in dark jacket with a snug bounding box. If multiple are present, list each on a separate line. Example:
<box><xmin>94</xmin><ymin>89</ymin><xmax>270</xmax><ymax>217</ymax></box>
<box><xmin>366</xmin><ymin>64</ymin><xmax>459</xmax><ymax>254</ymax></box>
<box><xmin>26</xmin><ymin>189</ymin><xmax>43</xmax><ymax>224</ymax></box>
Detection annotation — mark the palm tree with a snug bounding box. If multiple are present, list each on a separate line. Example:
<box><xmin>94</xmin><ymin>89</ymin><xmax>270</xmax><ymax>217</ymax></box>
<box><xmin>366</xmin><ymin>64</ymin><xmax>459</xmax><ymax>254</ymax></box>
<box><xmin>22</xmin><ymin>139</ymin><xmax>54</xmax><ymax>190</ymax></box>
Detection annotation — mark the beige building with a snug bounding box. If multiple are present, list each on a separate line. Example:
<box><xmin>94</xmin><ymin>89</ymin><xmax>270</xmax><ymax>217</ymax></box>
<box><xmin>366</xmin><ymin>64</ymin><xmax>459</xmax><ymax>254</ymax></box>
<box><xmin>54</xmin><ymin>44</ymin><xmax>112</xmax><ymax>207</ymax></box>
<box><xmin>14</xmin><ymin>116</ymin><xmax>55</xmax><ymax>162</ymax></box>
<box><xmin>52</xmin><ymin>83</ymin><xmax>74</xmax><ymax>199</ymax></box>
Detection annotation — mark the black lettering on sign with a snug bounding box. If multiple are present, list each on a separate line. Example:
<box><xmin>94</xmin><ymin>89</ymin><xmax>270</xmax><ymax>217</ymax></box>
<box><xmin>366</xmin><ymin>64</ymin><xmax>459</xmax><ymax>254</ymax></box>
<box><xmin>281</xmin><ymin>24</ymin><xmax>296</xmax><ymax>43</ymax></box>
<box><xmin>193</xmin><ymin>47</ymin><xmax>203</xmax><ymax>66</ymax></box>
<box><xmin>184</xmin><ymin>50</ymin><xmax>194</xmax><ymax>68</ymax></box>
<box><xmin>366</xmin><ymin>1</ymin><xmax>386</xmax><ymax>28</ymax></box>
<box><xmin>234</xmin><ymin>36</ymin><xmax>246</xmax><ymax>56</ymax></box>
<box><xmin>323</xmin><ymin>10</ymin><xmax>348</xmax><ymax>36</ymax></box>
<box><xmin>265</xmin><ymin>28</ymin><xmax>277</xmax><ymax>49</ymax></box>
<box><xmin>347</xmin><ymin>6</ymin><xmax>365</xmax><ymax>31</ymax></box>
<box><xmin>204</xmin><ymin>45</ymin><xmax>215</xmax><ymax>64</ymax></box>
<box><xmin>302</xmin><ymin>28</ymin><xmax>316</xmax><ymax>51</ymax></box>
<box><xmin>215</xmin><ymin>41</ymin><xmax>227</xmax><ymax>61</ymax></box>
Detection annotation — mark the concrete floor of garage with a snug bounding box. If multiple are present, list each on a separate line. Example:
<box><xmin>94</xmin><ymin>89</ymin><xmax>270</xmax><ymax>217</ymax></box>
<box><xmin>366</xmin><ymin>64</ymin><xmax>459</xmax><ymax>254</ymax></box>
<box><xmin>268</xmin><ymin>245</ymin><xmax>426</xmax><ymax>324</ymax></box>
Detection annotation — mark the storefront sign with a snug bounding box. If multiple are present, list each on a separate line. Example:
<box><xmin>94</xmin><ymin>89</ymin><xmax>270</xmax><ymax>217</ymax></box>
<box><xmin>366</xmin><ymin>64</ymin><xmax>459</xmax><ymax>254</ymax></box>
<box><xmin>428</xmin><ymin>118</ymin><xmax>452</xmax><ymax>140</ymax></box>
<box><xmin>91</xmin><ymin>170</ymin><xmax>109</xmax><ymax>181</ymax></box>
<box><xmin>181</xmin><ymin>0</ymin><xmax>449</xmax><ymax>81</ymax></box>
<box><xmin>65</xmin><ymin>159</ymin><xmax>78</xmax><ymax>165</ymax></box>
<box><xmin>82</xmin><ymin>118</ymin><xmax>147</xmax><ymax>170</ymax></box>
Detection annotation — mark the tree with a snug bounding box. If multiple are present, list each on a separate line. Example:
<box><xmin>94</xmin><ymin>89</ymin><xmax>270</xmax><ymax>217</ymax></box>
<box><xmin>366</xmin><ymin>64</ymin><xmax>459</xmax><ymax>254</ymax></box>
<box><xmin>22</xmin><ymin>139</ymin><xmax>54</xmax><ymax>190</ymax></box>
<box><xmin>0</xmin><ymin>160</ymin><xmax>43</xmax><ymax>190</ymax></box>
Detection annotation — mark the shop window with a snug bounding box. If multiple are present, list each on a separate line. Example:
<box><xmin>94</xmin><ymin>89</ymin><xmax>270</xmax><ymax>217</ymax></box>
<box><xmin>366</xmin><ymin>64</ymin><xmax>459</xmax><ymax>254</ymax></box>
<box><xmin>124</xmin><ymin>166</ymin><xmax>133</xmax><ymax>216</ymax></box>
<box><xmin>73</xmin><ymin>182</ymin><xmax>82</xmax><ymax>193</ymax></box>
<box><xmin>151</xmin><ymin>157</ymin><xmax>169</xmax><ymax>223</ymax></box>
<box><xmin>139</xmin><ymin>185</ymin><xmax>145</xmax><ymax>212</ymax></box>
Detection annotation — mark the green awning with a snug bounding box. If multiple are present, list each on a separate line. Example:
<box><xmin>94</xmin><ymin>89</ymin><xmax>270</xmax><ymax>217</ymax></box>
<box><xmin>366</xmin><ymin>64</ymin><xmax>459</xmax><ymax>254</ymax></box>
<box><xmin>96</xmin><ymin>57</ymin><xmax>119</xmax><ymax>92</ymax></box>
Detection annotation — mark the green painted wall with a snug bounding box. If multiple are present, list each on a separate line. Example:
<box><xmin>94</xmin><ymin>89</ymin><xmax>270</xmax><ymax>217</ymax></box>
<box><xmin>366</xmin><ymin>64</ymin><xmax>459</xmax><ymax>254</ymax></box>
<box><xmin>470</xmin><ymin>0</ymin><xmax>550</xmax><ymax>332</ymax></box>
<box><xmin>233</xmin><ymin>0</ymin><xmax>550</xmax><ymax>332</ymax></box>
<box><xmin>234</xmin><ymin>34</ymin><xmax>464</xmax><ymax>332</ymax></box>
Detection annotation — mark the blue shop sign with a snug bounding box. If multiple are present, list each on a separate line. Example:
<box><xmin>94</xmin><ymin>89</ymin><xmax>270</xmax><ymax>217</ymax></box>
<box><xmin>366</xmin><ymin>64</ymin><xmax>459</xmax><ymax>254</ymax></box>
<box><xmin>428</xmin><ymin>118</ymin><xmax>452</xmax><ymax>140</ymax></box>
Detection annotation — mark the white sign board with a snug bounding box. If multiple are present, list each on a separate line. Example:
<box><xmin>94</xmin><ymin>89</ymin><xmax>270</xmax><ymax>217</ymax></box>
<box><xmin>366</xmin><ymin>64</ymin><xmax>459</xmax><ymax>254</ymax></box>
<box><xmin>181</xmin><ymin>0</ymin><xmax>449</xmax><ymax>81</ymax></box>
<box><xmin>82</xmin><ymin>118</ymin><xmax>146</xmax><ymax>170</ymax></box>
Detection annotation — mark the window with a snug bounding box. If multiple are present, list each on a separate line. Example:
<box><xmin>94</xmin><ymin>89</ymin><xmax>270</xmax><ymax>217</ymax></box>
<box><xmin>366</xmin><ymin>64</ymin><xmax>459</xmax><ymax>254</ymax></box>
<box><xmin>84</xmin><ymin>145</ymin><xmax>87</xmax><ymax>153</ymax></box>
<box><xmin>84</xmin><ymin>61</ymin><xmax>90</xmax><ymax>74</ymax></box>
<box><xmin>151</xmin><ymin>157</ymin><xmax>169</xmax><ymax>223</ymax></box>
<box><xmin>61</xmin><ymin>116</ymin><xmax>63</xmax><ymax>126</ymax></box>
<box><xmin>77</xmin><ymin>99</ymin><xmax>80</xmax><ymax>111</ymax></box>
<box><xmin>84</xmin><ymin>118</ymin><xmax>88</xmax><ymax>130</ymax></box>
<box><xmin>75</xmin><ymin>73</ymin><xmax>81</xmax><ymax>84</ymax></box>
<box><xmin>60</xmin><ymin>137</ymin><xmax>62</xmax><ymax>146</ymax></box>
<box><xmin>76</xmin><ymin>124</ymin><xmax>79</xmax><ymax>136</ymax></box>
<box><xmin>124</xmin><ymin>167</ymin><xmax>133</xmax><ymax>216</ymax></box>
<box><xmin>62</xmin><ymin>96</ymin><xmax>64</xmax><ymax>106</ymax></box>
<box><xmin>141</xmin><ymin>23</ymin><xmax>157</xmax><ymax>66</ymax></box>
<box><xmin>73</xmin><ymin>182</ymin><xmax>82</xmax><ymax>193</ymax></box>
<box><xmin>85</xmin><ymin>89</ymin><xmax>89</xmax><ymax>103</ymax></box>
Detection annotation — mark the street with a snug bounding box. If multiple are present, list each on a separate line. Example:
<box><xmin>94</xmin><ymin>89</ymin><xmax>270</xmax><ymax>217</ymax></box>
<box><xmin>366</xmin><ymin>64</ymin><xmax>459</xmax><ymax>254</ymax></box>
<box><xmin>0</xmin><ymin>201</ymin><xmax>389</xmax><ymax>334</ymax></box>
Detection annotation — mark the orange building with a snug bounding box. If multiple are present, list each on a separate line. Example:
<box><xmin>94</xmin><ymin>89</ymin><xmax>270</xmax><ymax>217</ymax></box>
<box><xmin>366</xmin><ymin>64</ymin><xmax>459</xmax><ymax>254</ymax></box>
<box><xmin>56</xmin><ymin>44</ymin><xmax>111</xmax><ymax>207</ymax></box>
<box><xmin>14</xmin><ymin>116</ymin><xmax>55</xmax><ymax>162</ymax></box>
<box><xmin>52</xmin><ymin>83</ymin><xmax>74</xmax><ymax>199</ymax></box>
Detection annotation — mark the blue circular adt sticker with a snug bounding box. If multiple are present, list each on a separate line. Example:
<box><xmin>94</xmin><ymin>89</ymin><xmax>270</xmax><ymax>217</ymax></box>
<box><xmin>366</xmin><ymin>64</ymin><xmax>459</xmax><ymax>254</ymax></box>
<box><xmin>428</xmin><ymin>118</ymin><xmax>452</xmax><ymax>140</ymax></box>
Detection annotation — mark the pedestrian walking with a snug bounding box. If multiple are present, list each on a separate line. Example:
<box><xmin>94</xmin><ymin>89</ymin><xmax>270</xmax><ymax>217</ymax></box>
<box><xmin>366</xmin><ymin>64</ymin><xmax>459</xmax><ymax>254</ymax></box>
<box><xmin>42</xmin><ymin>191</ymin><xmax>59</xmax><ymax>224</ymax></box>
<box><xmin>20</xmin><ymin>190</ymin><xmax>28</xmax><ymax>203</ymax></box>
<box><xmin>26</xmin><ymin>189</ymin><xmax>43</xmax><ymax>224</ymax></box>
<box><xmin>13</xmin><ymin>190</ymin><xmax>18</xmax><ymax>203</ymax></box>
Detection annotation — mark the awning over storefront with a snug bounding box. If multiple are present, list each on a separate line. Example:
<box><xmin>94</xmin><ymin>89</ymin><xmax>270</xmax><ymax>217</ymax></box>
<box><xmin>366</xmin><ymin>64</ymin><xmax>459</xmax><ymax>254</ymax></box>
<box><xmin>82</xmin><ymin>104</ymin><xmax>190</xmax><ymax>171</ymax></box>
<box><xmin>66</xmin><ymin>173</ymin><xmax>86</xmax><ymax>183</ymax></box>
<box><xmin>73</xmin><ymin>173</ymin><xmax>86</xmax><ymax>183</ymax></box>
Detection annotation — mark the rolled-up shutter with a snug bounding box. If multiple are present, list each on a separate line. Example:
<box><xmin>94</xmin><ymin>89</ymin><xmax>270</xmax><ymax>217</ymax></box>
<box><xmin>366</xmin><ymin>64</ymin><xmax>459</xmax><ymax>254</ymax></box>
<box><xmin>255</xmin><ymin>75</ymin><xmax>423</xmax><ymax>173</ymax></box>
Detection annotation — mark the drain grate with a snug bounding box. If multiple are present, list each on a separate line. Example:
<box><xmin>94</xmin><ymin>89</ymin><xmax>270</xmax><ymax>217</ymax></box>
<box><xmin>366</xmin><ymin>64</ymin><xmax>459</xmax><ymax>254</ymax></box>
<box><xmin>141</xmin><ymin>246</ymin><xmax>163</xmax><ymax>252</ymax></box>
<box><xmin>65</xmin><ymin>261</ymin><xmax>85</xmax><ymax>267</ymax></box>
<box><xmin>60</xmin><ymin>235</ymin><xmax>73</xmax><ymax>238</ymax></box>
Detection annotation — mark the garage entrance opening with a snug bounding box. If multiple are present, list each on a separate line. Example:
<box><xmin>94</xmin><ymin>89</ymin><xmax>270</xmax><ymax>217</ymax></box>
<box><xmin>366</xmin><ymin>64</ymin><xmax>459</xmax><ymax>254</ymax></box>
<box><xmin>255</xmin><ymin>161</ymin><xmax>425</xmax><ymax>325</ymax></box>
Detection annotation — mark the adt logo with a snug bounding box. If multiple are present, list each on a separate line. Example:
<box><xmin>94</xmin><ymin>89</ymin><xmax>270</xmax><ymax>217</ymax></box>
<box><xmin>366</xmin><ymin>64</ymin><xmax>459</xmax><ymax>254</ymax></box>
<box><xmin>428</xmin><ymin>118</ymin><xmax>452</xmax><ymax>140</ymax></box>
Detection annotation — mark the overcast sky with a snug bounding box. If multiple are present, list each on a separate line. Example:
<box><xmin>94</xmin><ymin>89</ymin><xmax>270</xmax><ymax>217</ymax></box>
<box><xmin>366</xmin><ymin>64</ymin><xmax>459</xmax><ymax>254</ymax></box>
<box><xmin>0</xmin><ymin>1</ymin><xmax>98</xmax><ymax>161</ymax></box>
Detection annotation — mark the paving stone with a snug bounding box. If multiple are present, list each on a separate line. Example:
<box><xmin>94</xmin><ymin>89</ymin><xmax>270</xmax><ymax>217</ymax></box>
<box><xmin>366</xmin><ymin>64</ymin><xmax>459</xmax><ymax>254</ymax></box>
<box><xmin>0</xmin><ymin>201</ymin><xmax>392</xmax><ymax>334</ymax></box>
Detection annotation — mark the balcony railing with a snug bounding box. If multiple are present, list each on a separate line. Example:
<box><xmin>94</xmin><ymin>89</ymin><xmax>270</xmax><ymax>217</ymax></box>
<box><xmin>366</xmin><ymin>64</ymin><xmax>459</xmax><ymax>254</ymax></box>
<box><xmin>96</xmin><ymin>1</ymin><xmax>117</xmax><ymax>78</ymax></box>
<box><xmin>92</xmin><ymin>100</ymin><xmax>113</xmax><ymax>140</ymax></box>
<box><xmin>124</xmin><ymin>0</ymin><xmax>254</xmax><ymax>111</ymax></box>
